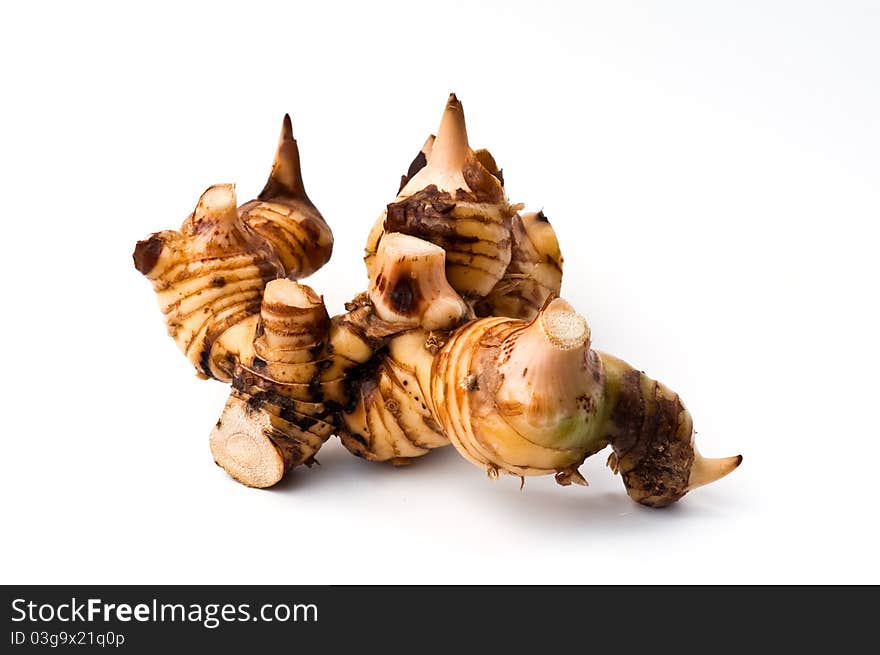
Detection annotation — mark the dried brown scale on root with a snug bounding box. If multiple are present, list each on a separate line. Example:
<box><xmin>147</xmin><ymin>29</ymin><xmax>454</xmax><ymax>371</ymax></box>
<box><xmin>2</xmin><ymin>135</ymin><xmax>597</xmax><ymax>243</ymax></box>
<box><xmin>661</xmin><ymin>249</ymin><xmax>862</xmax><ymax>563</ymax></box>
<box><xmin>397</xmin><ymin>134</ymin><xmax>435</xmax><ymax>193</ymax></box>
<box><xmin>555</xmin><ymin>468</ymin><xmax>589</xmax><ymax>487</ymax></box>
<box><xmin>382</xmin><ymin>187</ymin><xmax>513</xmax><ymax>298</ymax></box>
<box><xmin>473</xmin><ymin>149</ymin><xmax>504</xmax><ymax>187</ymax></box>
<box><xmin>335</xmin><ymin>297</ymin><xmax>413</xmax><ymax>344</ymax></box>
<box><xmin>476</xmin><ymin>211</ymin><xmax>564</xmax><ymax>320</ymax></box>
<box><xmin>132</xmin><ymin>234</ymin><xmax>164</xmax><ymax>276</ymax></box>
<box><xmin>233</xmin><ymin>369</ymin><xmax>333</xmax><ymax>429</ymax></box>
<box><xmin>598</xmin><ymin>352</ymin><xmax>742</xmax><ymax>507</ymax></box>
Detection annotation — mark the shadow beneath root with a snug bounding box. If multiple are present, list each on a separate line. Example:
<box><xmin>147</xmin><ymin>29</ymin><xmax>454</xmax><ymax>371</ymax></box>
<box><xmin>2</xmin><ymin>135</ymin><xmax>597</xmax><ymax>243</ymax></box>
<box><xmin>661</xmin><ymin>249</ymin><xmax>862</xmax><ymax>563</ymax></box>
<box><xmin>268</xmin><ymin>439</ymin><xmax>464</xmax><ymax>494</ymax></box>
<box><xmin>269</xmin><ymin>440</ymin><xmax>720</xmax><ymax>534</ymax></box>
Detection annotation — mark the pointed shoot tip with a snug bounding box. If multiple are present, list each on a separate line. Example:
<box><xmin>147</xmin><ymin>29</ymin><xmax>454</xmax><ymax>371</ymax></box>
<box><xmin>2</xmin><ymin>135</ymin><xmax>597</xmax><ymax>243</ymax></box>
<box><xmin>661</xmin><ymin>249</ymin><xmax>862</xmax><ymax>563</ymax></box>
<box><xmin>281</xmin><ymin>113</ymin><xmax>293</xmax><ymax>140</ymax></box>
<box><xmin>688</xmin><ymin>452</ymin><xmax>742</xmax><ymax>491</ymax></box>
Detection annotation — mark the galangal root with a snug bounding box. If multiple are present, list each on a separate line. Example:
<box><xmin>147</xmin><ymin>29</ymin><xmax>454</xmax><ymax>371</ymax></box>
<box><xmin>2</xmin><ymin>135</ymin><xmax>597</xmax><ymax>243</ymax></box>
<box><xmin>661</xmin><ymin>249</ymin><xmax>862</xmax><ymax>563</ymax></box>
<box><xmin>134</xmin><ymin>95</ymin><xmax>741</xmax><ymax>508</ymax></box>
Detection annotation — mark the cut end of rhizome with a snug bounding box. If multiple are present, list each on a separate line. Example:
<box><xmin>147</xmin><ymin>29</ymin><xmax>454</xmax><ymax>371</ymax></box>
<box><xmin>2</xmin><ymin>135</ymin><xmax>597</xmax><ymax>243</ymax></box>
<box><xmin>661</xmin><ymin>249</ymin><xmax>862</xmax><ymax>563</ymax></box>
<box><xmin>191</xmin><ymin>183</ymin><xmax>238</xmax><ymax>227</ymax></box>
<box><xmin>210</xmin><ymin>395</ymin><xmax>286</xmax><ymax>489</ymax></box>
<box><xmin>538</xmin><ymin>298</ymin><xmax>590</xmax><ymax>351</ymax></box>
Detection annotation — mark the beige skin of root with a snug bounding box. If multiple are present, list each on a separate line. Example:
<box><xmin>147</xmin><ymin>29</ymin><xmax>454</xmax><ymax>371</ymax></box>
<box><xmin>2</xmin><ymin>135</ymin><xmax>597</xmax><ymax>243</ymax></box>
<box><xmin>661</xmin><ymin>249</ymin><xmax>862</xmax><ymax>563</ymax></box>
<box><xmin>431</xmin><ymin>294</ymin><xmax>741</xmax><ymax>503</ymax></box>
<box><xmin>349</xmin><ymin>235</ymin><xmax>740</xmax><ymax>502</ymax></box>
<box><xmin>210</xmin><ymin>255</ymin><xmax>741</xmax><ymax>500</ymax></box>
<box><xmin>430</xmin><ymin>298</ymin><xmax>604</xmax><ymax>480</ymax></box>
<box><xmin>133</xmin><ymin>115</ymin><xmax>333</xmax><ymax>382</ymax></box>
<box><xmin>136</xmin><ymin>97</ymin><xmax>741</xmax><ymax>506</ymax></box>
<box><xmin>133</xmin><ymin>183</ymin><xmax>284</xmax><ymax>381</ymax></box>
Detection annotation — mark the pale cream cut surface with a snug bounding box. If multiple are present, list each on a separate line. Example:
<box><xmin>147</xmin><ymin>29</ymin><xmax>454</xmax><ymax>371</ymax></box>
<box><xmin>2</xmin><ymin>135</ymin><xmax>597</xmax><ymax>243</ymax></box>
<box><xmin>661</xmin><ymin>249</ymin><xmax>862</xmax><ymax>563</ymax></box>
<box><xmin>380</xmin><ymin>232</ymin><xmax>445</xmax><ymax>259</ymax></box>
<box><xmin>194</xmin><ymin>183</ymin><xmax>238</xmax><ymax>222</ymax></box>
<box><xmin>263</xmin><ymin>278</ymin><xmax>316</xmax><ymax>307</ymax></box>
<box><xmin>209</xmin><ymin>395</ymin><xmax>284</xmax><ymax>488</ymax></box>
<box><xmin>539</xmin><ymin>298</ymin><xmax>590</xmax><ymax>350</ymax></box>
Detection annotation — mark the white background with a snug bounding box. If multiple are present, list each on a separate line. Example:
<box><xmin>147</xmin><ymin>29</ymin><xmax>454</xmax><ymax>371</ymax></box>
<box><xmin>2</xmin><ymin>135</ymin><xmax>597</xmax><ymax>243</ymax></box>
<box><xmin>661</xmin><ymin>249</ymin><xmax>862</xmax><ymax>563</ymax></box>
<box><xmin>1</xmin><ymin>1</ymin><xmax>878</xmax><ymax>584</ymax></box>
